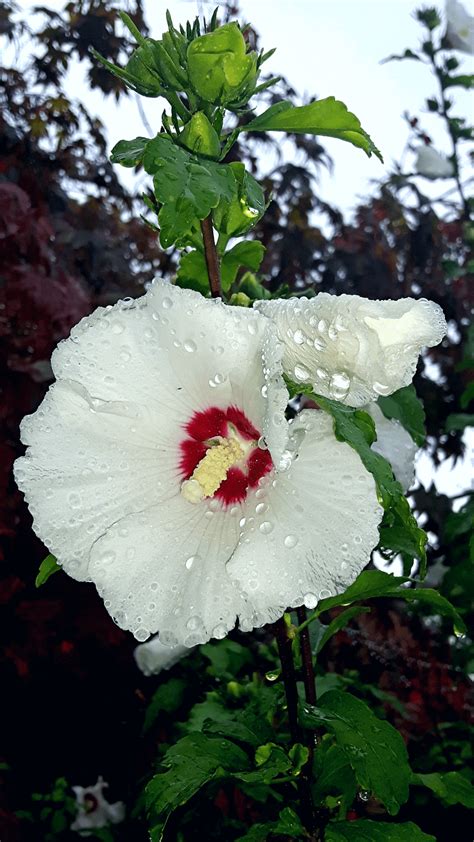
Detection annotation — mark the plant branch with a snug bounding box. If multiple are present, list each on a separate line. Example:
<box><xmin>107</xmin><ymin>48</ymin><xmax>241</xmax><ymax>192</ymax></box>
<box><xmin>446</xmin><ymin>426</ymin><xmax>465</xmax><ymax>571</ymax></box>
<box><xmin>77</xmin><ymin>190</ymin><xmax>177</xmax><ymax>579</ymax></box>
<box><xmin>273</xmin><ymin>616</ymin><xmax>300</xmax><ymax>743</ymax></box>
<box><xmin>200</xmin><ymin>215</ymin><xmax>222</xmax><ymax>298</ymax></box>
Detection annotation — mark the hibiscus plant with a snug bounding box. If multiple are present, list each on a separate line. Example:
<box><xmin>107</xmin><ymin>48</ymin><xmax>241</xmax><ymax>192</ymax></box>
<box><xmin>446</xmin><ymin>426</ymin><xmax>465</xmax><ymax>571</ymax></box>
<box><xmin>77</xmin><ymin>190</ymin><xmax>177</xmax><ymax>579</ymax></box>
<box><xmin>12</xmin><ymin>5</ymin><xmax>471</xmax><ymax>842</ymax></box>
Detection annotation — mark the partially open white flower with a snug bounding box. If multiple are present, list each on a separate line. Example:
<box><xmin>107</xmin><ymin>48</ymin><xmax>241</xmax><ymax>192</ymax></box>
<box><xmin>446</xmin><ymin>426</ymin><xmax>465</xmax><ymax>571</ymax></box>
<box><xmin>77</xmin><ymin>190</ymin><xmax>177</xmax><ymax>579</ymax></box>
<box><xmin>414</xmin><ymin>145</ymin><xmax>455</xmax><ymax>179</ymax></box>
<box><xmin>446</xmin><ymin>0</ymin><xmax>474</xmax><ymax>53</ymax></box>
<box><xmin>71</xmin><ymin>776</ymin><xmax>125</xmax><ymax>834</ymax></box>
<box><xmin>255</xmin><ymin>294</ymin><xmax>446</xmax><ymax>407</ymax></box>
<box><xmin>367</xmin><ymin>404</ymin><xmax>418</xmax><ymax>492</ymax></box>
<box><xmin>15</xmin><ymin>281</ymin><xmax>382</xmax><ymax>646</ymax></box>
<box><xmin>134</xmin><ymin>635</ymin><xmax>192</xmax><ymax>676</ymax></box>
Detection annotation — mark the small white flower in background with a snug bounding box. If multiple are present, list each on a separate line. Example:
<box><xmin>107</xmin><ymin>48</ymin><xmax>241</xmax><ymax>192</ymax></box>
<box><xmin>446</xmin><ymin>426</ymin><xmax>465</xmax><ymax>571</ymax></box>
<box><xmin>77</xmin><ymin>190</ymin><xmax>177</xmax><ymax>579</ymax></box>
<box><xmin>71</xmin><ymin>777</ymin><xmax>125</xmax><ymax>834</ymax></box>
<box><xmin>255</xmin><ymin>294</ymin><xmax>446</xmax><ymax>406</ymax></box>
<box><xmin>445</xmin><ymin>0</ymin><xmax>474</xmax><ymax>53</ymax></box>
<box><xmin>367</xmin><ymin>404</ymin><xmax>418</xmax><ymax>492</ymax></box>
<box><xmin>14</xmin><ymin>281</ymin><xmax>384</xmax><ymax>646</ymax></box>
<box><xmin>134</xmin><ymin>635</ymin><xmax>192</xmax><ymax>676</ymax></box>
<box><xmin>414</xmin><ymin>145</ymin><xmax>455</xmax><ymax>179</ymax></box>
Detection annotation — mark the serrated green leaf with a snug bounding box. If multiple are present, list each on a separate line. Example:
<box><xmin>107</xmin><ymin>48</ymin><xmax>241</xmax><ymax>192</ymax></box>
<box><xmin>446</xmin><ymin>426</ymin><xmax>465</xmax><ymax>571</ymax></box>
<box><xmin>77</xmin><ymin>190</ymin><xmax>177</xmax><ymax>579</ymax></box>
<box><xmin>236</xmin><ymin>743</ymin><xmax>291</xmax><ymax>784</ymax></box>
<box><xmin>301</xmin><ymin>570</ymin><xmax>466</xmax><ymax>636</ymax></box>
<box><xmin>221</xmin><ymin>241</ymin><xmax>266</xmax><ymax>291</ymax></box>
<box><xmin>110</xmin><ymin>137</ymin><xmax>149</xmax><ymax>168</ymax></box>
<box><xmin>35</xmin><ymin>554</ymin><xmax>61</xmax><ymax>588</ymax></box>
<box><xmin>242</xmin><ymin>97</ymin><xmax>382</xmax><ymax>161</ymax></box>
<box><xmin>214</xmin><ymin>162</ymin><xmax>266</xmax><ymax>237</ymax></box>
<box><xmin>175</xmin><ymin>250</ymin><xmax>209</xmax><ymax>295</ymax></box>
<box><xmin>300</xmin><ymin>691</ymin><xmax>410</xmax><ymax>815</ymax></box>
<box><xmin>146</xmin><ymin>734</ymin><xmax>250</xmax><ymax>837</ymax></box>
<box><xmin>312</xmin><ymin>742</ymin><xmax>357</xmax><ymax>816</ymax></box>
<box><xmin>236</xmin><ymin>807</ymin><xmax>308</xmax><ymax>841</ymax></box>
<box><xmin>143</xmin><ymin>135</ymin><xmax>237</xmax><ymax>248</ymax></box>
<box><xmin>412</xmin><ymin>770</ymin><xmax>474</xmax><ymax>808</ymax></box>
<box><xmin>326</xmin><ymin>819</ymin><xmax>435</xmax><ymax>841</ymax></box>
<box><xmin>378</xmin><ymin>385</ymin><xmax>426</xmax><ymax>446</ymax></box>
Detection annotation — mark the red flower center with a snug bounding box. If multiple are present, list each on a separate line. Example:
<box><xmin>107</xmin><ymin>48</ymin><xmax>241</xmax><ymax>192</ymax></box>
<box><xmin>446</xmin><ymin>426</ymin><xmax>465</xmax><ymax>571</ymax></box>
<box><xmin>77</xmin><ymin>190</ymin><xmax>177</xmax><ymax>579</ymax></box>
<box><xmin>179</xmin><ymin>406</ymin><xmax>273</xmax><ymax>506</ymax></box>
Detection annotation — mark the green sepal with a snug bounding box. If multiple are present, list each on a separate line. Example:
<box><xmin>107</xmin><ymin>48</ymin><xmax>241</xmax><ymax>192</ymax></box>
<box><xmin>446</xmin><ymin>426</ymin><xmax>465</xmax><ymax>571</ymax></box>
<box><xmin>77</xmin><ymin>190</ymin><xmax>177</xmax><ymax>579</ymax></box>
<box><xmin>35</xmin><ymin>554</ymin><xmax>61</xmax><ymax>588</ymax></box>
<box><xmin>110</xmin><ymin>137</ymin><xmax>149</xmax><ymax>168</ymax></box>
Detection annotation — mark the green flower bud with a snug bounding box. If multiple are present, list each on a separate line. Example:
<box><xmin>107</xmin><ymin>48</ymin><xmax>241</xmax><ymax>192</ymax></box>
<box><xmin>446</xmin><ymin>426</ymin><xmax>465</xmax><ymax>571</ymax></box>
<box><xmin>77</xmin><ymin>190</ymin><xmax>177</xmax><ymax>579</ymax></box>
<box><xmin>126</xmin><ymin>47</ymin><xmax>163</xmax><ymax>96</ymax></box>
<box><xmin>229</xmin><ymin>292</ymin><xmax>252</xmax><ymax>307</ymax></box>
<box><xmin>187</xmin><ymin>22</ymin><xmax>258</xmax><ymax>106</ymax></box>
<box><xmin>180</xmin><ymin>112</ymin><xmax>221</xmax><ymax>158</ymax></box>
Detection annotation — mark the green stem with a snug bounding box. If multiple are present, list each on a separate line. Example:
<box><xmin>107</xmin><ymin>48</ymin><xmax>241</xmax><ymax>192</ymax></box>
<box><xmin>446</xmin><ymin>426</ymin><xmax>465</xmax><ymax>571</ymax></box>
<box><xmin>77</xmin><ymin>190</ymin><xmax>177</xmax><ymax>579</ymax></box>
<box><xmin>165</xmin><ymin>90</ymin><xmax>190</xmax><ymax>122</ymax></box>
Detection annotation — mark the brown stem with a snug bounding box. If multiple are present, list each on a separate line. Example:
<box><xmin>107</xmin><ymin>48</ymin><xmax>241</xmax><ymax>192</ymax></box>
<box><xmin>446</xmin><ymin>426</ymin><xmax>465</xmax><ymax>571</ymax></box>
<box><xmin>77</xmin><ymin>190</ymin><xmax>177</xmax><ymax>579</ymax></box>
<box><xmin>200</xmin><ymin>214</ymin><xmax>221</xmax><ymax>298</ymax></box>
<box><xmin>272</xmin><ymin>616</ymin><xmax>300</xmax><ymax>743</ymax></box>
<box><xmin>296</xmin><ymin>606</ymin><xmax>317</xmax><ymax>707</ymax></box>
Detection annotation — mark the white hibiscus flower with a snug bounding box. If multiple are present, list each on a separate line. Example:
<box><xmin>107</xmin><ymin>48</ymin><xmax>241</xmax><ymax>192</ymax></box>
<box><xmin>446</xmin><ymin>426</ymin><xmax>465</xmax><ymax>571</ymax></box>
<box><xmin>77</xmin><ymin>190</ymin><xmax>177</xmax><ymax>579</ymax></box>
<box><xmin>71</xmin><ymin>776</ymin><xmax>125</xmax><ymax>834</ymax></box>
<box><xmin>255</xmin><ymin>294</ymin><xmax>446</xmax><ymax>407</ymax></box>
<box><xmin>414</xmin><ymin>145</ymin><xmax>455</xmax><ymax>179</ymax></box>
<box><xmin>15</xmin><ymin>281</ymin><xmax>383</xmax><ymax>646</ymax></box>
<box><xmin>368</xmin><ymin>404</ymin><xmax>418</xmax><ymax>492</ymax></box>
<box><xmin>445</xmin><ymin>0</ymin><xmax>474</xmax><ymax>53</ymax></box>
<box><xmin>134</xmin><ymin>635</ymin><xmax>192</xmax><ymax>676</ymax></box>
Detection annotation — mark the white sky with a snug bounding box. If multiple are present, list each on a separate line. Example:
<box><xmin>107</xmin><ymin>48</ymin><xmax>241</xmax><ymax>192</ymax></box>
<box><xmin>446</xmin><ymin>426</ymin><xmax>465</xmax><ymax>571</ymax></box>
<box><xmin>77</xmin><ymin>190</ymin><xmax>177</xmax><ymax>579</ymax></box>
<box><xmin>12</xmin><ymin>0</ymin><xmax>474</xmax><ymax>496</ymax></box>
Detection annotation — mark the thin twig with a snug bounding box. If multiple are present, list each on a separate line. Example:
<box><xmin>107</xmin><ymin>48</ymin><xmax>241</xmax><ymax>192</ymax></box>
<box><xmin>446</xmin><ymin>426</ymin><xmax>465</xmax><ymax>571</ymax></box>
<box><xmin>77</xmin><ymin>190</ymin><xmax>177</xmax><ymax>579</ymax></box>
<box><xmin>200</xmin><ymin>215</ymin><xmax>222</xmax><ymax>298</ymax></box>
<box><xmin>273</xmin><ymin>616</ymin><xmax>300</xmax><ymax>742</ymax></box>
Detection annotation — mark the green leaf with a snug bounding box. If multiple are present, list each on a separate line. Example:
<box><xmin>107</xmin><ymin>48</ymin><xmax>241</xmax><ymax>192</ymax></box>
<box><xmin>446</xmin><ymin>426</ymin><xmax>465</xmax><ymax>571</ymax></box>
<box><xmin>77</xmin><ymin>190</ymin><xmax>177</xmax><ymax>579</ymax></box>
<box><xmin>35</xmin><ymin>554</ymin><xmax>61</xmax><ymax>588</ymax></box>
<box><xmin>146</xmin><ymin>734</ymin><xmax>250</xmax><ymax>838</ymax></box>
<box><xmin>180</xmin><ymin>112</ymin><xmax>221</xmax><ymax>158</ymax></box>
<box><xmin>381</xmin><ymin>49</ymin><xmax>422</xmax><ymax>63</ymax></box>
<box><xmin>237</xmin><ymin>271</ymin><xmax>271</xmax><ymax>301</ymax></box>
<box><xmin>91</xmin><ymin>48</ymin><xmax>163</xmax><ymax>97</ymax></box>
<box><xmin>175</xmin><ymin>251</ymin><xmax>209</xmax><ymax>295</ymax></box>
<box><xmin>326</xmin><ymin>819</ymin><xmax>435</xmax><ymax>841</ymax></box>
<box><xmin>444</xmin><ymin>74</ymin><xmax>474</xmax><ymax>90</ymax></box>
<box><xmin>300</xmin><ymin>691</ymin><xmax>410</xmax><ymax>815</ymax></box>
<box><xmin>110</xmin><ymin>137</ymin><xmax>149</xmax><ymax>168</ymax></box>
<box><xmin>446</xmin><ymin>413</ymin><xmax>474</xmax><ymax>432</ymax></box>
<box><xmin>214</xmin><ymin>162</ymin><xmax>266</xmax><ymax>237</ymax></box>
<box><xmin>143</xmin><ymin>135</ymin><xmax>237</xmax><ymax>248</ymax></box>
<box><xmin>314</xmin><ymin>606</ymin><xmax>371</xmax><ymax>654</ymax></box>
<box><xmin>187</xmin><ymin>22</ymin><xmax>258</xmax><ymax>106</ymax></box>
<box><xmin>236</xmin><ymin>807</ymin><xmax>308</xmax><ymax>841</ymax></box>
<box><xmin>313</xmin><ymin>394</ymin><xmax>427</xmax><ymax>571</ymax></box>
<box><xmin>412</xmin><ymin>771</ymin><xmax>474</xmax><ymax>808</ymax></box>
<box><xmin>312</xmin><ymin>742</ymin><xmax>357</xmax><ymax>815</ymax></box>
<box><xmin>201</xmin><ymin>639</ymin><xmax>254</xmax><ymax>677</ymax></box>
<box><xmin>242</xmin><ymin>97</ymin><xmax>382</xmax><ymax>161</ymax></box>
<box><xmin>301</xmin><ymin>570</ymin><xmax>466</xmax><ymax>637</ymax></box>
<box><xmin>143</xmin><ymin>677</ymin><xmax>188</xmax><ymax>733</ymax></box>
<box><xmin>236</xmin><ymin>743</ymin><xmax>292</xmax><ymax>784</ymax></box>
<box><xmin>221</xmin><ymin>241</ymin><xmax>266</xmax><ymax>291</ymax></box>
<box><xmin>377</xmin><ymin>385</ymin><xmax>426</xmax><ymax>446</ymax></box>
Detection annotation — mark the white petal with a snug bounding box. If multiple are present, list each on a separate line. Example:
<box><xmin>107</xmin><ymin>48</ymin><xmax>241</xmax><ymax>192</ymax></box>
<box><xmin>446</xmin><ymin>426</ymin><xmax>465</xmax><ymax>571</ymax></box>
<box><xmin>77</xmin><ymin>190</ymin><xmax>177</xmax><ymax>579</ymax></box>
<box><xmin>227</xmin><ymin>410</ymin><xmax>383</xmax><ymax>627</ymax></box>
<box><xmin>134</xmin><ymin>635</ymin><xmax>192</xmax><ymax>676</ymax></box>
<box><xmin>88</xmin><ymin>493</ymin><xmax>245</xmax><ymax>646</ymax></box>
<box><xmin>415</xmin><ymin>146</ymin><xmax>455</xmax><ymax>179</ymax></box>
<box><xmin>255</xmin><ymin>294</ymin><xmax>446</xmax><ymax>406</ymax></box>
<box><xmin>367</xmin><ymin>404</ymin><xmax>417</xmax><ymax>492</ymax></box>
<box><xmin>16</xmin><ymin>281</ymin><xmax>289</xmax><ymax>585</ymax></box>
<box><xmin>14</xmin><ymin>380</ymin><xmax>182</xmax><ymax>581</ymax></box>
<box><xmin>446</xmin><ymin>0</ymin><xmax>474</xmax><ymax>53</ymax></box>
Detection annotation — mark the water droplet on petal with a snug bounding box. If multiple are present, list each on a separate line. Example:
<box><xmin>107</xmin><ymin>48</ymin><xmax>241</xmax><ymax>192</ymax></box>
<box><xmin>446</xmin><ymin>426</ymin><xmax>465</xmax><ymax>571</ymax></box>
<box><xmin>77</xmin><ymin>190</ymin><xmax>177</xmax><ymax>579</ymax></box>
<box><xmin>293</xmin><ymin>329</ymin><xmax>305</xmax><ymax>345</ymax></box>
<box><xmin>213</xmin><ymin>623</ymin><xmax>228</xmax><ymax>639</ymax></box>
<box><xmin>373</xmin><ymin>381</ymin><xmax>391</xmax><ymax>396</ymax></box>
<box><xmin>284</xmin><ymin>534</ymin><xmax>298</xmax><ymax>548</ymax></box>
<box><xmin>330</xmin><ymin>372</ymin><xmax>351</xmax><ymax>399</ymax></box>
<box><xmin>319</xmin><ymin>588</ymin><xmax>332</xmax><ymax>599</ymax></box>
<box><xmin>304</xmin><ymin>592</ymin><xmax>318</xmax><ymax>609</ymax></box>
<box><xmin>294</xmin><ymin>364</ymin><xmax>311</xmax><ymax>382</ymax></box>
<box><xmin>259</xmin><ymin>521</ymin><xmax>274</xmax><ymax>535</ymax></box>
<box><xmin>162</xmin><ymin>296</ymin><xmax>173</xmax><ymax>309</ymax></box>
<box><xmin>184</xmin><ymin>339</ymin><xmax>197</xmax><ymax>353</ymax></box>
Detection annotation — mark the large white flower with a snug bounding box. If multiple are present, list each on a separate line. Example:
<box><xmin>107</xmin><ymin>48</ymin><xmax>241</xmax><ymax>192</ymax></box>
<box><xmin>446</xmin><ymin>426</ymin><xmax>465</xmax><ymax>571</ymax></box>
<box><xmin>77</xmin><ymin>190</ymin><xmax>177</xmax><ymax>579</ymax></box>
<box><xmin>255</xmin><ymin>294</ymin><xmax>446</xmax><ymax>407</ymax></box>
<box><xmin>15</xmin><ymin>281</ymin><xmax>382</xmax><ymax>646</ymax></box>
<box><xmin>414</xmin><ymin>145</ymin><xmax>455</xmax><ymax>179</ymax></box>
<box><xmin>71</xmin><ymin>776</ymin><xmax>125</xmax><ymax>834</ymax></box>
<box><xmin>368</xmin><ymin>404</ymin><xmax>417</xmax><ymax>492</ymax></box>
<box><xmin>446</xmin><ymin>0</ymin><xmax>474</xmax><ymax>53</ymax></box>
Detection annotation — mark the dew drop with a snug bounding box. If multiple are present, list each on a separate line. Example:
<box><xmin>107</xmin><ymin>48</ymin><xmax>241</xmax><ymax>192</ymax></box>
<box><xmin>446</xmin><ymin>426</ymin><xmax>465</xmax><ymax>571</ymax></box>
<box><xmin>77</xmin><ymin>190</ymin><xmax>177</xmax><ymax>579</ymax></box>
<box><xmin>294</xmin><ymin>364</ymin><xmax>311</xmax><ymax>382</ymax></box>
<box><xmin>328</xmin><ymin>325</ymin><xmax>338</xmax><ymax>341</ymax></box>
<box><xmin>162</xmin><ymin>296</ymin><xmax>173</xmax><ymax>309</ymax></box>
<box><xmin>330</xmin><ymin>372</ymin><xmax>351</xmax><ymax>399</ymax></box>
<box><xmin>111</xmin><ymin>322</ymin><xmax>124</xmax><ymax>335</ymax></box>
<box><xmin>319</xmin><ymin>588</ymin><xmax>332</xmax><ymax>599</ymax></box>
<box><xmin>318</xmin><ymin>319</ymin><xmax>327</xmax><ymax>333</ymax></box>
<box><xmin>284</xmin><ymin>534</ymin><xmax>298</xmax><ymax>548</ymax></box>
<box><xmin>134</xmin><ymin>628</ymin><xmax>149</xmax><ymax>642</ymax></box>
<box><xmin>255</xmin><ymin>502</ymin><xmax>268</xmax><ymax>515</ymax></box>
<box><xmin>373</xmin><ymin>381</ymin><xmax>391</xmax><ymax>396</ymax></box>
<box><xmin>185</xmin><ymin>555</ymin><xmax>197</xmax><ymax>570</ymax></box>
<box><xmin>184</xmin><ymin>339</ymin><xmax>197</xmax><ymax>353</ymax></box>
<box><xmin>304</xmin><ymin>592</ymin><xmax>318</xmax><ymax>609</ymax></box>
<box><xmin>186</xmin><ymin>616</ymin><xmax>200</xmax><ymax>631</ymax></box>
<box><xmin>293</xmin><ymin>329</ymin><xmax>305</xmax><ymax>345</ymax></box>
<box><xmin>313</xmin><ymin>338</ymin><xmax>325</xmax><ymax>351</ymax></box>
<box><xmin>259</xmin><ymin>521</ymin><xmax>274</xmax><ymax>535</ymax></box>
<box><xmin>213</xmin><ymin>623</ymin><xmax>227</xmax><ymax>639</ymax></box>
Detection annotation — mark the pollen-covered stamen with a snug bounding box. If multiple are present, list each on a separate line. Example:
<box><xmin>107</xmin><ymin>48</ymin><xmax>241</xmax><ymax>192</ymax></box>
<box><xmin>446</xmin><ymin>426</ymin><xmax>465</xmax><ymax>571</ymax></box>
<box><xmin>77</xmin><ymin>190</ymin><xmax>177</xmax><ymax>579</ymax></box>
<box><xmin>181</xmin><ymin>435</ymin><xmax>245</xmax><ymax>503</ymax></box>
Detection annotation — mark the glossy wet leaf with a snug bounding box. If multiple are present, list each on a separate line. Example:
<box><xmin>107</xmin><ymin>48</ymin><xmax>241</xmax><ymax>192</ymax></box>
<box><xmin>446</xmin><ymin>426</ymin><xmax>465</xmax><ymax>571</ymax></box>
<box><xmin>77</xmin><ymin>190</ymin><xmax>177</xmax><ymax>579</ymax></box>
<box><xmin>378</xmin><ymin>385</ymin><xmax>426</xmax><ymax>446</ymax></box>
<box><xmin>236</xmin><ymin>807</ymin><xmax>308</xmax><ymax>841</ymax></box>
<box><xmin>221</xmin><ymin>241</ymin><xmax>266</xmax><ymax>291</ymax></box>
<box><xmin>326</xmin><ymin>819</ymin><xmax>435</xmax><ymax>841</ymax></box>
<box><xmin>300</xmin><ymin>690</ymin><xmax>411</xmax><ymax>814</ymax></box>
<box><xmin>110</xmin><ymin>137</ymin><xmax>149</xmax><ymax>168</ymax></box>
<box><xmin>412</xmin><ymin>770</ymin><xmax>474</xmax><ymax>808</ymax></box>
<box><xmin>242</xmin><ymin>97</ymin><xmax>382</xmax><ymax>160</ymax></box>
